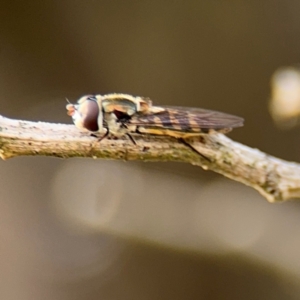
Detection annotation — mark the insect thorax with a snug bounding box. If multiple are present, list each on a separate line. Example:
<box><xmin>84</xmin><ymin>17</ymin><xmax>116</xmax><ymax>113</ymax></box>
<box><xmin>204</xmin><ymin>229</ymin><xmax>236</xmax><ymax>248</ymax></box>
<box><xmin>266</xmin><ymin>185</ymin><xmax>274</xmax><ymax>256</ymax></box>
<box><xmin>100</xmin><ymin>94</ymin><xmax>153</xmax><ymax>115</ymax></box>
<box><xmin>98</xmin><ymin>94</ymin><xmax>153</xmax><ymax>136</ymax></box>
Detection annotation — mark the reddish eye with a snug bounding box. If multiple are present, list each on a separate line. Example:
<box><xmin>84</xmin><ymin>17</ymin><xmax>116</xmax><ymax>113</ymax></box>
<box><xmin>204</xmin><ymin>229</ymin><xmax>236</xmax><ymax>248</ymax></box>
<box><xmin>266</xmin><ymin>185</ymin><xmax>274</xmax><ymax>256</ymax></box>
<box><xmin>80</xmin><ymin>100</ymin><xmax>99</xmax><ymax>131</ymax></box>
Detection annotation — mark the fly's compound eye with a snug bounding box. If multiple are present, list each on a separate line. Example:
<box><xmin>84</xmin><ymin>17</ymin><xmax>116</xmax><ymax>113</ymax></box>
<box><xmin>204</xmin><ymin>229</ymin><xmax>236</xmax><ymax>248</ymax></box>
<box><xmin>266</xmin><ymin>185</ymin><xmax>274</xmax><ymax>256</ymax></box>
<box><xmin>66</xmin><ymin>96</ymin><xmax>100</xmax><ymax>132</ymax></box>
<box><xmin>78</xmin><ymin>97</ymin><xmax>100</xmax><ymax>132</ymax></box>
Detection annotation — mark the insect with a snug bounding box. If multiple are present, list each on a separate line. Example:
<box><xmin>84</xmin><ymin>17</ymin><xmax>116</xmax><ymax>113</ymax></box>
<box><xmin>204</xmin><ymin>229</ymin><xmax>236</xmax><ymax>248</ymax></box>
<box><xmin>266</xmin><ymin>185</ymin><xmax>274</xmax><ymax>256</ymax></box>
<box><xmin>66</xmin><ymin>94</ymin><xmax>244</xmax><ymax>141</ymax></box>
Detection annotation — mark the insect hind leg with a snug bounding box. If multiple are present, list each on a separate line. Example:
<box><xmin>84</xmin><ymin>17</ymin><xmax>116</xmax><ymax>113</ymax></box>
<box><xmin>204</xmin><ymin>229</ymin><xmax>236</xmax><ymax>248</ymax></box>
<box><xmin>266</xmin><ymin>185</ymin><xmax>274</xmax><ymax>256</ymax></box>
<box><xmin>180</xmin><ymin>138</ymin><xmax>211</xmax><ymax>162</ymax></box>
<box><xmin>126</xmin><ymin>133</ymin><xmax>137</xmax><ymax>145</ymax></box>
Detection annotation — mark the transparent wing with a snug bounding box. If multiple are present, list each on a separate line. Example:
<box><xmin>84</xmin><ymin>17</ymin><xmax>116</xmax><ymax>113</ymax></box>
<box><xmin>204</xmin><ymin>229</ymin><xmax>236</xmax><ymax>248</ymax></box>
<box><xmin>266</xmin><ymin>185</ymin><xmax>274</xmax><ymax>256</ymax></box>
<box><xmin>128</xmin><ymin>106</ymin><xmax>244</xmax><ymax>133</ymax></box>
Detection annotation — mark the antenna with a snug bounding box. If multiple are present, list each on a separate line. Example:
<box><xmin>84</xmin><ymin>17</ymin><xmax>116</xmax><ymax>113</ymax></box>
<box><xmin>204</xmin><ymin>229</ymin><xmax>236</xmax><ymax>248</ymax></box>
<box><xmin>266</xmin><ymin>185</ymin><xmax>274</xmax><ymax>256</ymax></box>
<box><xmin>65</xmin><ymin>98</ymin><xmax>72</xmax><ymax>104</ymax></box>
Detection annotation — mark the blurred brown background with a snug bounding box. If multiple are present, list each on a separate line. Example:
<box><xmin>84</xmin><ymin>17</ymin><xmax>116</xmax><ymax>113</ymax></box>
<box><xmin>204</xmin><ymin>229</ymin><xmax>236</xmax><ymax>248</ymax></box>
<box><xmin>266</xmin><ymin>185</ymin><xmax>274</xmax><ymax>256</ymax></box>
<box><xmin>1</xmin><ymin>1</ymin><xmax>300</xmax><ymax>299</ymax></box>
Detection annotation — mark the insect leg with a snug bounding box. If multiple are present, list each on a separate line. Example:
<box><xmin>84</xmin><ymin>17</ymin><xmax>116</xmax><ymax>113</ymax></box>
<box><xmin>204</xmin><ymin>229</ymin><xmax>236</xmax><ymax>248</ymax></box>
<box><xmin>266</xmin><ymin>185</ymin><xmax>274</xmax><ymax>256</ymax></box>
<box><xmin>180</xmin><ymin>138</ymin><xmax>211</xmax><ymax>162</ymax></box>
<box><xmin>97</xmin><ymin>128</ymin><xmax>110</xmax><ymax>142</ymax></box>
<box><xmin>126</xmin><ymin>133</ymin><xmax>137</xmax><ymax>145</ymax></box>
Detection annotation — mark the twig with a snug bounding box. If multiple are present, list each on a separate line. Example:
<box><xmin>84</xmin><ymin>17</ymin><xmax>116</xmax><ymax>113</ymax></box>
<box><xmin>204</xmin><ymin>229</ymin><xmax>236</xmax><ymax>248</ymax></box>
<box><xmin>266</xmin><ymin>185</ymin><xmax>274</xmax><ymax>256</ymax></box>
<box><xmin>0</xmin><ymin>115</ymin><xmax>299</xmax><ymax>203</ymax></box>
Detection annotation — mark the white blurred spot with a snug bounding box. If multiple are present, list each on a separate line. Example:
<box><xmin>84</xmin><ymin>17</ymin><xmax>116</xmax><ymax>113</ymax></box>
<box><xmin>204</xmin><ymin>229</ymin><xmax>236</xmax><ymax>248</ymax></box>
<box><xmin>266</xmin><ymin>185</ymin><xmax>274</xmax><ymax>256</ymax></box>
<box><xmin>51</xmin><ymin>160</ymin><xmax>129</xmax><ymax>232</ymax></box>
<box><xmin>270</xmin><ymin>67</ymin><xmax>300</xmax><ymax>129</ymax></box>
<box><xmin>192</xmin><ymin>179</ymin><xmax>271</xmax><ymax>250</ymax></box>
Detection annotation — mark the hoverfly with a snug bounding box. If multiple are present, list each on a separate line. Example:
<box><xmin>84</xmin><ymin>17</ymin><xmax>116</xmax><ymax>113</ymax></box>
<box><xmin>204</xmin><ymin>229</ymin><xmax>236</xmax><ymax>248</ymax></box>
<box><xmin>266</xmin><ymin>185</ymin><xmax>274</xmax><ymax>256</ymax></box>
<box><xmin>66</xmin><ymin>94</ymin><xmax>244</xmax><ymax>142</ymax></box>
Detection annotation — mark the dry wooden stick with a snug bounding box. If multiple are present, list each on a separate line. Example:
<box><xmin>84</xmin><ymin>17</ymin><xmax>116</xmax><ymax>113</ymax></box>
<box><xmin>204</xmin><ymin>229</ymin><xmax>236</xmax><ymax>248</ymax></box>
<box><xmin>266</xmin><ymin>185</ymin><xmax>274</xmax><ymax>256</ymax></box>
<box><xmin>0</xmin><ymin>114</ymin><xmax>299</xmax><ymax>203</ymax></box>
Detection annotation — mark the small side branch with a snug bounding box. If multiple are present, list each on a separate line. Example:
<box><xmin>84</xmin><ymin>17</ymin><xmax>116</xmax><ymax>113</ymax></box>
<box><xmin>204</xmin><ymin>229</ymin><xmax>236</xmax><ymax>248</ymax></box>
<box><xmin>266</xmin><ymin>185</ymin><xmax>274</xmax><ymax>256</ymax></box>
<box><xmin>0</xmin><ymin>115</ymin><xmax>299</xmax><ymax>202</ymax></box>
